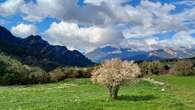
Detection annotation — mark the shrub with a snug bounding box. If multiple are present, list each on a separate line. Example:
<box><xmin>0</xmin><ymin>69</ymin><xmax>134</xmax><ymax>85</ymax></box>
<box><xmin>0</xmin><ymin>53</ymin><xmax>49</xmax><ymax>85</ymax></box>
<box><xmin>140</xmin><ymin>61</ymin><xmax>151</xmax><ymax>76</ymax></box>
<box><xmin>150</xmin><ymin>61</ymin><xmax>162</xmax><ymax>75</ymax></box>
<box><xmin>172</xmin><ymin>60</ymin><xmax>194</xmax><ymax>76</ymax></box>
<box><xmin>140</xmin><ymin>61</ymin><xmax>162</xmax><ymax>75</ymax></box>
<box><xmin>160</xmin><ymin>64</ymin><xmax>172</xmax><ymax>74</ymax></box>
<box><xmin>63</xmin><ymin>67</ymin><xmax>80</xmax><ymax>78</ymax></box>
<box><xmin>50</xmin><ymin>68</ymin><xmax>66</xmax><ymax>82</ymax></box>
<box><xmin>28</xmin><ymin>67</ymin><xmax>50</xmax><ymax>84</ymax></box>
<box><xmin>91</xmin><ymin>59</ymin><xmax>142</xmax><ymax>99</ymax></box>
<box><xmin>50</xmin><ymin>67</ymin><xmax>93</xmax><ymax>82</ymax></box>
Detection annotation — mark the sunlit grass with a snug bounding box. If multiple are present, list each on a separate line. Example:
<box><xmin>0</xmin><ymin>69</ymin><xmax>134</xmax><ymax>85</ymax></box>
<box><xmin>0</xmin><ymin>76</ymin><xmax>195</xmax><ymax>110</ymax></box>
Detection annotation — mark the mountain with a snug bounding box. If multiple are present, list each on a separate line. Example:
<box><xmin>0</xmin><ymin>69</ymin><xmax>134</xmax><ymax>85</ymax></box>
<box><xmin>86</xmin><ymin>45</ymin><xmax>195</xmax><ymax>63</ymax></box>
<box><xmin>0</xmin><ymin>26</ymin><xmax>94</xmax><ymax>71</ymax></box>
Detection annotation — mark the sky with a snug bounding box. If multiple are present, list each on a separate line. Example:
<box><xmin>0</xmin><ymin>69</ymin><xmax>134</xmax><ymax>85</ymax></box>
<box><xmin>0</xmin><ymin>0</ymin><xmax>195</xmax><ymax>52</ymax></box>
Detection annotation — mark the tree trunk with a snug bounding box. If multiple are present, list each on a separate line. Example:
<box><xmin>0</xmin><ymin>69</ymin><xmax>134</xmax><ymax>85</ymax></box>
<box><xmin>113</xmin><ymin>86</ymin><xmax>120</xmax><ymax>99</ymax></box>
<box><xmin>108</xmin><ymin>86</ymin><xmax>113</xmax><ymax>98</ymax></box>
<box><xmin>107</xmin><ymin>85</ymin><xmax>120</xmax><ymax>99</ymax></box>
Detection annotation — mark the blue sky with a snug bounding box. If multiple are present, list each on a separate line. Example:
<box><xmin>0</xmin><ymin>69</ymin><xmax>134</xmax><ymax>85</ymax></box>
<box><xmin>0</xmin><ymin>0</ymin><xmax>195</xmax><ymax>52</ymax></box>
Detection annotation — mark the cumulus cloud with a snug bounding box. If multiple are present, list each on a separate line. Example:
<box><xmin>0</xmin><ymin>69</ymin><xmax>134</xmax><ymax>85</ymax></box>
<box><xmin>35</xmin><ymin>0</ymin><xmax>193</xmax><ymax>51</ymax></box>
<box><xmin>0</xmin><ymin>0</ymin><xmax>24</xmax><ymax>16</ymax></box>
<box><xmin>45</xmin><ymin>21</ymin><xmax>125</xmax><ymax>51</ymax></box>
<box><xmin>20</xmin><ymin>0</ymin><xmax>113</xmax><ymax>25</ymax></box>
<box><xmin>21</xmin><ymin>0</ymin><xmax>69</xmax><ymax>22</ymax></box>
<box><xmin>178</xmin><ymin>7</ymin><xmax>195</xmax><ymax>22</ymax></box>
<box><xmin>19</xmin><ymin>0</ymin><xmax>186</xmax><ymax>36</ymax></box>
<box><xmin>84</xmin><ymin>0</ymin><xmax>129</xmax><ymax>5</ymax></box>
<box><xmin>174</xmin><ymin>0</ymin><xmax>195</xmax><ymax>7</ymax></box>
<box><xmin>121</xmin><ymin>0</ymin><xmax>185</xmax><ymax>38</ymax></box>
<box><xmin>174</xmin><ymin>6</ymin><xmax>195</xmax><ymax>37</ymax></box>
<box><xmin>120</xmin><ymin>37</ymin><xmax>163</xmax><ymax>51</ymax></box>
<box><xmin>11</xmin><ymin>23</ymin><xmax>37</xmax><ymax>38</ymax></box>
<box><xmin>127</xmin><ymin>31</ymin><xmax>195</xmax><ymax>51</ymax></box>
<box><xmin>1</xmin><ymin>0</ymin><xmax>194</xmax><ymax>51</ymax></box>
<box><xmin>160</xmin><ymin>31</ymin><xmax>195</xmax><ymax>48</ymax></box>
<box><xmin>123</xmin><ymin>31</ymin><xmax>195</xmax><ymax>51</ymax></box>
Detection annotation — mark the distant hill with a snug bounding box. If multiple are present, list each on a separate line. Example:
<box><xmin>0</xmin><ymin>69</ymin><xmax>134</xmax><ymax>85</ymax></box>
<box><xmin>86</xmin><ymin>45</ymin><xmax>195</xmax><ymax>63</ymax></box>
<box><xmin>0</xmin><ymin>26</ymin><xmax>94</xmax><ymax>71</ymax></box>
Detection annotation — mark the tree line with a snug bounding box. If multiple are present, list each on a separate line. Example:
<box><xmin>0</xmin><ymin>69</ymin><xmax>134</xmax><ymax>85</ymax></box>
<box><xmin>0</xmin><ymin>52</ymin><xmax>194</xmax><ymax>86</ymax></box>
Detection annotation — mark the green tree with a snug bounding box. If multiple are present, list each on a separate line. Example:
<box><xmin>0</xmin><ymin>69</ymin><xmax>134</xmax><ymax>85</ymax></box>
<box><xmin>173</xmin><ymin>60</ymin><xmax>194</xmax><ymax>76</ymax></box>
<box><xmin>141</xmin><ymin>61</ymin><xmax>162</xmax><ymax>75</ymax></box>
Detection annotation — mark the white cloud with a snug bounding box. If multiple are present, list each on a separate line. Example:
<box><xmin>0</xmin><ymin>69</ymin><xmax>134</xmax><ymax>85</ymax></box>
<box><xmin>45</xmin><ymin>21</ymin><xmax>124</xmax><ymax>51</ymax></box>
<box><xmin>19</xmin><ymin>0</ymin><xmax>130</xmax><ymax>25</ymax></box>
<box><xmin>174</xmin><ymin>0</ymin><xmax>195</xmax><ymax>7</ymax></box>
<box><xmin>20</xmin><ymin>0</ymin><xmax>193</xmax><ymax>51</ymax></box>
<box><xmin>11</xmin><ymin>23</ymin><xmax>37</xmax><ymax>38</ymax></box>
<box><xmin>121</xmin><ymin>0</ymin><xmax>185</xmax><ymax>38</ymax></box>
<box><xmin>160</xmin><ymin>31</ymin><xmax>195</xmax><ymax>48</ymax></box>
<box><xmin>174</xmin><ymin>6</ymin><xmax>195</xmax><ymax>40</ymax></box>
<box><xmin>145</xmin><ymin>38</ymin><xmax>158</xmax><ymax>46</ymax></box>
<box><xmin>20</xmin><ymin>0</ymin><xmax>112</xmax><ymax>25</ymax></box>
<box><xmin>0</xmin><ymin>0</ymin><xmax>24</xmax><ymax>16</ymax></box>
<box><xmin>1</xmin><ymin>0</ymin><xmax>194</xmax><ymax>51</ymax></box>
<box><xmin>21</xmin><ymin>0</ymin><xmax>69</xmax><ymax>22</ymax></box>
<box><xmin>178</xmin><ymin>7</ymin><xmax>195</xmax><ymax>22</ymax></box>
<box><xmin>19</xmin><ymin>0</ymin><xmax>186</xmax><ymax>37</ymax></box>
<box><xmin>84</xmin><ymin>0</ymin><xmax>129</xmax><ymax>5</ymax></box>
<box><xmin>125</xmin><ymin>31</ymin><xmax>195</xmax><ymax>51</ymax></box>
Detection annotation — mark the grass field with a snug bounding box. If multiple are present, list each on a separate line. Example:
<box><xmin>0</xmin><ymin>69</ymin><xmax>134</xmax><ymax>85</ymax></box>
<box><xmin>0</xmin><ymin>75</ymin><xmax>195</xmax><ymax>110</ymax></box>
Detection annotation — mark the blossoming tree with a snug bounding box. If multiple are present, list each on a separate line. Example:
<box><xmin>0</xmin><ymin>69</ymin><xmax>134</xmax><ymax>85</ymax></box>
<box><xmin>91</xmin><ymin>59</ymin><xmax>142</xmax><ymax>99</ymax></box>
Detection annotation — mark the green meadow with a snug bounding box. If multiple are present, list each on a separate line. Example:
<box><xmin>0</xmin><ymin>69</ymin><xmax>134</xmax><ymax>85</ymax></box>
<box><xmin>0</xmin><ymin>75</ymin><xmax>195</xmax><ymax>110</ymax></box>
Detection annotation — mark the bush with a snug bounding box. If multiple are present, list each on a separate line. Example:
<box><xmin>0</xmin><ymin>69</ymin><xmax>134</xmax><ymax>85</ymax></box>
<box><xmin>50</xmin><ymin>67</ymin><xmax>93</xmax><ymax>82</ymax></box>
<box><xmin>140</xmin><ymin>61</ymin><xmax>162</xmax><ymax>75</ymax></box>
<box><xmin>63</xmin><ymin>67</ymin><xmax>80</xmax><ymax>78</ymax></box>
<box><xmin>50</xmin><ymin>68</ymin><xmax>66</xmax><ymax>82</ymax></box>
<box><xmin>160</xmin><ymin>64</ymin><xmax>172</xmax><ymax>74</ymax></box>
<box><xmin>27</xmin><ymin>67</ymin><xmax>50</xmax><ymax>84</ymax></box>
<box><xmin>0</xmin><ymin>53</ymin><xmax>49</xmax><ymax>85</ymax></box>
<box><xmin>140</xmin><ymin>61</ymin><xmax>151</xmax><ymax>76</ymax></box>
<box><xmin>172</xmin><ymin>60</ymin><xmax>194</xmax><ymax>76</ymax></box>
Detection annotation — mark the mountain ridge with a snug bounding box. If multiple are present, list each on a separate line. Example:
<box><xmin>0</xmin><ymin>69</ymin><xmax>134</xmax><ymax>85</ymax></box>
<box><xmin>86</xmin><ymin>45</ymin><xmax>195</xmax><ymax>63</ymax></box>
<box><xmin>0</xmin><ymin>26</ymin><xmax>94</xmax><ymax>71</ymax></box>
